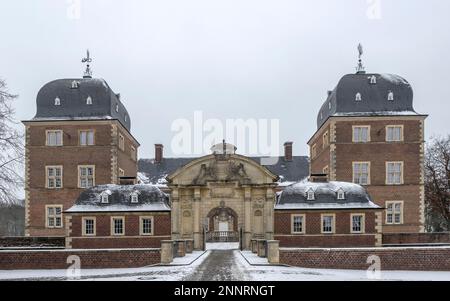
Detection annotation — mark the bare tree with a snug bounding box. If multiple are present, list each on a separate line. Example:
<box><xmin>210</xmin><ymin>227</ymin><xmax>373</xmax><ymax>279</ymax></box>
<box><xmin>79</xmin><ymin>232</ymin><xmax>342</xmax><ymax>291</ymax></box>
<box><xmin>0</xmin><ymin>78</ymin><xmax>23</xmax><ymax>205</ymax></box>
<box><xmin>425</xmin><ymin>135</ymin><xmax>450</xmax><ymax>232</ymax></box>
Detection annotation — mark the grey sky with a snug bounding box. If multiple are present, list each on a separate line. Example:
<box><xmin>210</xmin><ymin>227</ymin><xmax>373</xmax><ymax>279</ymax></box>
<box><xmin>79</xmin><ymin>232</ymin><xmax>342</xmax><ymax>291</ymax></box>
<box><xmin>1</xmin><ymin>0</ymin><xmax>449</xmax><ymax>158</ymax></box>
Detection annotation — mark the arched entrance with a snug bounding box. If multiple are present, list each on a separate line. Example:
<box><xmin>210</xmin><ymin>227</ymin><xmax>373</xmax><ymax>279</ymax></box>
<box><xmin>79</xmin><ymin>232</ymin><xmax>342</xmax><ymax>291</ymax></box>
<box><xmin>205</xmin><ymin>203</ymin><xmax>239</xmax><ymax>242</ymax></box>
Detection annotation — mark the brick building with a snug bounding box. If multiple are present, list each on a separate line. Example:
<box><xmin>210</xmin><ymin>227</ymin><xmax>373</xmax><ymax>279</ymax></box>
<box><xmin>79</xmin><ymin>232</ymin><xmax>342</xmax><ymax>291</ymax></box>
<box><xmin>307</xmin><ymin>69</ymin><xmax>427</xmax><ymax>233</ymax></box>
<box><xmin>23</xmin><ymin>67</ymin><xmax>140</xmax><ymax>237</ymax></box>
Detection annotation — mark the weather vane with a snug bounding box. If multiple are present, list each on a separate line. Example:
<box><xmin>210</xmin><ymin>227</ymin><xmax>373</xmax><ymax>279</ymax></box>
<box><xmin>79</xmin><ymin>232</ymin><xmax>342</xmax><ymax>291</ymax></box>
<box><xmin>356</xmin><ymin>43</ymin><xmax>365</xmax><ymax>73</ymax></box>
<box><xmin>82</xmin><ymin>49</ymin><xmax>93</xmax><ymax>78</ymax></box>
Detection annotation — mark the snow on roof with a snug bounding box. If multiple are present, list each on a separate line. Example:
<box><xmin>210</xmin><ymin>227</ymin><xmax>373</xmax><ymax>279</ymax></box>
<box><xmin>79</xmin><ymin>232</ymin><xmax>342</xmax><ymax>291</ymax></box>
<box><xmin>65</xmin><ymin>203</ymin><xmax>170</xmax><ymax>213</ymax></box>
<box><xmin>275</xmin><ymin>201</ymin><xmax>380</xmax><ymax>210</ymax></box>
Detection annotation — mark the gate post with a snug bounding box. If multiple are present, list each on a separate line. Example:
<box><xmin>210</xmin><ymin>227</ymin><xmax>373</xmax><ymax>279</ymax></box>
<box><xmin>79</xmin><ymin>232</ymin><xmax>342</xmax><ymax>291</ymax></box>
<box><xmin>161</xmin><ymin>240</ymin><xmax>173</xmax><ymax>264</ymax></box>
<box><xmin>266</xmin><ymin>240</ymin><xmax>280</xmax><ymax>264</ymax></box>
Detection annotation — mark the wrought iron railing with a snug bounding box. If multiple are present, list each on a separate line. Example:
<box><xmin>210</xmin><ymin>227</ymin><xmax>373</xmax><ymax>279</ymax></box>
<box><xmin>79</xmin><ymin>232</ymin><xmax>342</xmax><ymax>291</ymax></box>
<box><xmin>206</xmin><ymin>231</ymin><xmax>239</xmax><ymax>242</ymax></box>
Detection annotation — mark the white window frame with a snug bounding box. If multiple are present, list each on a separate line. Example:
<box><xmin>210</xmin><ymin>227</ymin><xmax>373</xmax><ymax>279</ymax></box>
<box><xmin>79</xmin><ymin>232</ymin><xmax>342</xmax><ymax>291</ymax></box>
<box><xmin>140</xmin><ymin>216</ymin><xmax>154</xmax><ymax>236</ymax></box>
<box><xmin>352</xmin><ymin>162</ymin><xmax>371</xmax><ymax>185</ymax></box>
<box><xmin>79</xmin><ymin>130</ymin><xmax>95</xmax><ymax>146</ymax></box>
<box><xmin>291</xmin><ymin>214</ymin><xmax>305</xmax><ymax>234</ymax></box>
<box><xmin>370</xmin><ymin>75</ymin><xmax>377</xmax><ymax>84</ymax></box>
<box><xmin>46</xmin><ymin>130</ymin><xmax>63</xmax><ymax>146</ymax></box>
<box><xmin>386</xmin><ymin>161</ymin><xmax>404</xmax><ymax>185</ymax></box>
<box><xmin>111</xmin><ymin>216</ymin><xmax>125</xmax><ymax>236</ymax></box>
<box><xmin>386</xmin><ymin>125</ymin><xmax>404</xmax><ymax>142</ymax></box>
<box><xmin>45</xmin><ymin>165</ymin><xmax>63</xmax><ymax>189</ymax></box>
<box><xmin>100</xmin><ymin>191</ymin><xmax>111</xmax><ymax>204</ymax></box>
<box><xmin>388</xmin><ymin>91</ymin><xmax>394</xmax><ymax>101</ymax></box>
<box><xmin>386</xmin><ymin>201</ymin><xmax>404</xmax><ymax>225</ymax></box>
<box><xmin>337</xmin><ymin>188</ymin><xmax>345</xmax><ymax>200</ymax></box>
<box><xmin>352</xmin><ymin>126</ymin><xmax>370</xmax><ymax>143</ymax></box>
<box><xmin>321</xmin><ymin>214</ymin><xmax>335</xmax><ymax>234</ymax></box>
<box><xmin>45</xmin><ymin>205</ymin><xmax>63</xmax><ymax>228</ymax></box>
<box><xmin>78</xmin><ymin>165</ymin><xmax>95</xmax><ymax>188</ymax></box>
<box><xmin>82</xmin><ymin>217</ymin><xmax>96</xmax><ymax>236</ymax></box>
<box><xmin>86</xmin><ymin>96</ymin><xmax>92</xmax><ymax>105</ymax></box>
<box><xmin>350</xmin><ymin>213</ymin><xmax>365</xmax><ymax>233</ymax></box>
<box><xmin>306</xmin><ymin>188</ymin><xmax>315</xmax><ymax>201</ymax></box>
<box><xmin>323</xmin><ymin>131</ymin><xmax>329</xmax><ymax>147</ymax></box>
<box><xmin>131</xmin><ymin>192</ymin><xmax>139</xmax><ymax>203</ymax></box>
<box><xmin>355</xmin><ymin>92</ymin><xmax>362</xmax><ymax>101</ymax></box>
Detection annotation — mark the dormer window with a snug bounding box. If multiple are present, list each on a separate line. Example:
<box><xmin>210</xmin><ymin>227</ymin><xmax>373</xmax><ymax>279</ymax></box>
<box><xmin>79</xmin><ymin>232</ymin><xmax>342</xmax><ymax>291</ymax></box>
<box><xmin>71</xmin><ymin>81</ymin><xmax>79</xmax><ymax>89</ymax></box>
<box><xmin>100</xmin><ymin>190</ymin><xmax>111</xmax><ymax>204</ymax></box>
<box><xmin>328</xmin><ymin>101</ymin><xmax>331</xmax><ymax>110</ymax></box>
<box><xmin>320</xmin><ymin>111</ymin><xmax>323</xmax><ymax>119</ymax></box>
<box><xmin>131</xmin><ymin>192</ymin><xmax>139</xmax><ymax>203</ymax></box>
<box><xmin>86</xmin><ymin>96</ymin><xmax>92</xmax><ymax>105</ymax></box>
<box><xmin>388</xmin><ymin>91</ymin><xmax>394</xmax><ymax>101</ymax></box>
<box><xmin>124</xmin><ymin>115</ymin><xmax>128</xmax><ymax>122</ymax></box>
<box><xmin>355</xmin><ymin>92</ymin><xmax>362</xmax><ymax>101</ymax></box>
<box><xmin>370</xmin><ymin>75</ymin><xmax>377</xmax><ymax>84</ymax></box>
<box><xmin>115</xmin><ymin>104</ymin><xmax>119</xmax><ymax>112</ymax></box>
<box><xmin>54</xmin><ymin>97</ymin><xmax>61</xmax><ymax>106</ymax></box>
<box><xmin>337</xmin><ymin>188</ymin><xmax>345</xmax><ymax>200</ymax></box>
<box><xmin>306</xmin><ymin>188</ymin><xmax>315</xmax><ymax>201</ymax></box>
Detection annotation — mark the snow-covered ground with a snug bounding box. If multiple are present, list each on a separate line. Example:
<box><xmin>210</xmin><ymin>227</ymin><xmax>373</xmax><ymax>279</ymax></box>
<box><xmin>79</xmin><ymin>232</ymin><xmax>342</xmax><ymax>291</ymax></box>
<box><xmin>206</xmin><ymin>242</ymin><xmax>239</xmax><ymax>250</ymax></box>
<box><xmin>1</xmin><ymin>249</ymin><xmax>450</xmax><ymax>281</ymax></box>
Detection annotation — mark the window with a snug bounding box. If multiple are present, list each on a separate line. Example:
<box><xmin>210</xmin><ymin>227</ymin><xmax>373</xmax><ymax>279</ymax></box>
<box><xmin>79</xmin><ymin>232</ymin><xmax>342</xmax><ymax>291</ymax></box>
<box><xmin>355</xmin><ymin>92</ymin><xmax>362</xmax><ymax>101</ymax></box>
<box><xmin>328</xmin><ymin>101</ymin><xmax>331</xmax><ymax>110</ymax></box>
<box><xmin>131</xmin><ymin>192</ymin><xmax>139</xmax><ymax>203</ymax></box>
<box><xmin>352</xmin><ymin>126</ymin><xmax>370</xmax><ymax>143</ymax></box>
<box><xmin>46</xmin><ymin>205</ymin><xmax>63</xmax><ymax>228</ymax></box>
<box><xmin>291</xmin><ymin>215</ymin><xmax>305</xmax><ymax>234</ymax></box>
<box><xmin>337</xmin><ymin>188</ymin><xmax>345</xmax><ymax>200</ymax></box>
<box><xmin>125</xmin><ymin>115</ymin><xmax>128</xmax><ymax>122</ymax></box>
<box><xmin>100</xmin><ymin>191</ymin><xmax>111</xmax><ymax>203</ymax></box>
<box><xmin>82</xmin><ymin>217</ymin><xmax>96</xmax><ymax>236</ymax></box>
<box><xmin>351</xmin><ymin>214</ymin><xmax>365</xmax><ymax>233</ymax></box>
<box><xmin>321</xmin><ymin>214</ymin><xmax>335</xmax><ymax>234</ymax></box>
<box><xmin>370</xmin><ymin>75</ymin><xmax>377</xmax><ymax>84</ymax></box>
<box><xmin>323</xmin><ymin>131</ymin><xmax>329</xmax><ymax>147</ymax></box>
<box><xmin>54</xmin><ymin>97</ymin><xmax>61</xmax><ymax>106</ymax></box>
<box><xmin>306</xmin><ymin>188</ymin><xmax>315</xmax><ymax>201</ymax></box>
<box><xmin>386</xmin><ymin>201</ymin><xmax>403</xmax><ymax>224</ymax></box>
<box><xmin>79</xmin><ymin>130</ymin><xmax>94</xmax><ymax>146</ymax></box>
<box><xmin>46</xmin><ymin>166</ymin><xmax>63</xmax><ymax>189</ymax></box>
<box><xmin>140</xmin><ymin>217</ymin><xmax>153</xmax><ymax>235</ymax></box>
<box><xmin>311</xmin><ymin>144</ymin><xmax>317</xmax><ymax>158</ymax></box>
<box><xmin>78</xmin><ymin>166</ymin><xmax>95</xmax><ymax>188</ymax></box>
<box><xmin>71</xmin><ymin>81</ymin><xmax>79</xmax><ymax>89</ymax></box>
<box><xmin>386</xmin><ymin>162</ymin><xmax>403</xmax><ymax>185</ymax></box>
<box><xmin>386</xmin><ymin>126</ymin><xmax>403</xmax><ymax>142</ymax></box>
<box><xmin>86</xmin><ymin>96</ymin><xmax>92</xmax><ymax>105</ymax></box>
<box><xmin>119</xmin><ymin>133</ymin><xmax>125</xmax><ymax>151</ymax></box>
<box><xmin>111</xmin><ymin>217</ymin><xmax>125</xmax><ymax>235</ymax></box>
<box><xmin>388</xmin><ymin>91</ymin><xmax>394</xmax><ymax>101</ymax></box>
<box><xmin>115</xmin><ymin>104</ymin><xmax>119</xmax><ymax>112</ymax></box>
<box><xmin>353</xmin><ymin>162</ymin><xmax>370</xmax><ymax>185</ymax></box>
<box><xmin>131</xmin><ymin>146</ymin><xmax>137</xmax><ymax>161</ymax></box>
<box><xmin>46</xmin><ymin>130</ymin><xmax>63</xmax><ymax>146</ymax></box>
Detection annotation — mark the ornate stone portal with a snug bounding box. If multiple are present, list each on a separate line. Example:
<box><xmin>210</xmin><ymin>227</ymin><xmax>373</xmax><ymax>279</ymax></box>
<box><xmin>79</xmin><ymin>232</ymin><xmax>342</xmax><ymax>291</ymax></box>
<box><xmin>167</xmin><ymin>143</ymin><xmax>278</xmax><ymax>250</ymax></box>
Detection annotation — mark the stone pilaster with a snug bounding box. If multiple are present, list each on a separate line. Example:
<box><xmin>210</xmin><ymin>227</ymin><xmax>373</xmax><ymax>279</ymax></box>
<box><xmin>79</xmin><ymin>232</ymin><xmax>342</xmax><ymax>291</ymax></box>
<box><xmin>265</xmin><ymin>188</ymin><xmax>274</xmax><ymax>240</ymax></box>
<box><xmin>243</xmin><ymin>187</ymin><xmax>252</xmax><ymax>249</ymax></box>
<box><xmin>171</xmin><ymin>188</ymin><xmax>180</xmax><ymax>239</ymax></box>
<box><xmin>193</xmin><ymin>188</ymin><xmax>202</xmax><ymax>249</ymax></box>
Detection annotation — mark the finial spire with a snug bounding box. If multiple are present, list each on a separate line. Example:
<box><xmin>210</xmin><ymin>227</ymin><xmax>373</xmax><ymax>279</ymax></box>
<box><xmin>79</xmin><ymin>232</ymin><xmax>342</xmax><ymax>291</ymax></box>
<box><xmin>356</xmin><ymin>43</ymin><xmax>365</xmax><ymax>74</ymax></box>
<box><xmin>82</xmin><ymin>49</ymin><xmax>93</xmax><ymax>78</ymax></box>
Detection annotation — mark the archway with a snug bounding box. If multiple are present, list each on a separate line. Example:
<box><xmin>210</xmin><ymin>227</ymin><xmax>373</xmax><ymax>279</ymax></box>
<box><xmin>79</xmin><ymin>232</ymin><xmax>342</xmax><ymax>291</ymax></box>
<box><xmin>205</xmin><ymin>204</ymin><xmax>239</xmax><ymax>243</ymax></box>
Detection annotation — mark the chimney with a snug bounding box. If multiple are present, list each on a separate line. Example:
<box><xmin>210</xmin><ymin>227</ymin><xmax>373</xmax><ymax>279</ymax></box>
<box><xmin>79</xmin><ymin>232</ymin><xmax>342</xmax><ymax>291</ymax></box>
<box><xmin>284</xmin><ymin>142</ymin><xmax>293</xmax><ymax>162</ymax></box>
<box><xmin>309</xmin><ymin>173</ymin><xmax>328</xmax><ymax>183</ymax></box>
<box><xmin>155</xmin><ymin>144</ymin><xmax>163</xmax><ymax>164</ymax></box>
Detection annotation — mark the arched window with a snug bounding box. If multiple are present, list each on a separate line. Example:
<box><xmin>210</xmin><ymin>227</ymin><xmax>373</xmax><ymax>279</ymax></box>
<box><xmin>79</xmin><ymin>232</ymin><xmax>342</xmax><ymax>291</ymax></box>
<box><xmin>124</xmin><ymin>115</ymin><xmax>128</xmax><ymax>122</ymax></box>
<box><xmin>306</xmin><ymin>188</ymin><xmax>315</xmax><ymax>201</ymax></box>
<box><xmin>100</xmin><ymin>190</ymin><xmax>111</xmax><ymax>203</ymax></box>
<box><xmin>337</xmin><ymin>188</ymin><xmax>345</xmax><ymax>200</ymax></box>
<box><xmin>388</xmin><ymin>91</ymin><xmax>394</xmax><ymax>101</ymax></box>
<box><xmin>131</xmin><ymin>192</ymin><xmax>139</xmax><ymax>203</ymax></box>
<box><xmin>54</xmin><ymin>97</ymin><xmax>61</xmax><ymax>106</ymax></box>
<box><xmin>71</xmin><ymin>81</ymin><xmax>79</xmax><ymax>89</ymax></box>
<box><xmin>86</xmin><ymin>96</ymin><xmax>92</xmax><ymax>105</ymax></box>
<box><xmin>115</xmin><ymin>104</ymin><xmax>119</xmax><ymax>112</ymax></box>
<box><xmin>370</xmin><ymin>75</ymin><xmax>377</xmax><ymax>84</ymax></box>
<box><xmin>328</xmin><ymin>101</ymin><xmax>331</xmax><ymax>110</ymax></box>
<box><xmin>355</xmin><ymin>92</ymin><xmax>362</xmax><ymax>101</ymax></box>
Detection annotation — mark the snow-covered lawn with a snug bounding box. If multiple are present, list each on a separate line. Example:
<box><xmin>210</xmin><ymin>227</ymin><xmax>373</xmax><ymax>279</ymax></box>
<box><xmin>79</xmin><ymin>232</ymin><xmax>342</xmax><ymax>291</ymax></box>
<box><xmin>1</xmin><ymin>249</ymin><xmax>450</xmax><ymax>281</ymax></box>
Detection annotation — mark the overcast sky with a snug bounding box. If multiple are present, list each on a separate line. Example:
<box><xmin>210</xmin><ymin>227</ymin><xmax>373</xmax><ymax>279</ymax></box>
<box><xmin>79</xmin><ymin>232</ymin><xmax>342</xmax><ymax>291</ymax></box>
<box><xmin>1</xmin><ymin>0</ymin><xmax>449</xmax><ymax>158</ymax></box>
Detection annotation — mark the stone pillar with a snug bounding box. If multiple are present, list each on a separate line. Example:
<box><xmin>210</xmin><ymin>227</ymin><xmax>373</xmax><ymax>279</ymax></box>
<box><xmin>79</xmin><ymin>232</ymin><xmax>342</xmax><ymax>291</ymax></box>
<box><xmin>185</xmin><ymin>239</ymin><xmax>194</xmax><ymax>253</ymax></box>
<box><xmin>243</xmin><ymin>187</ymin><xmax>252</xmax><ymax>249</ymax></box>
<box><xmin>175</xmin><ymin>239</ymin><xmax>186</xmax><ymax>257</ymax></box>
<box><xmin>171</xmin><ymin>189</ymin><xmax>180</xmax><ymax>240</ymax></box>
<box><xmin>161</xmin><ymin>240</ymin><xmax>174</xmax><ymax>264</ymax></box>
<box><xmin>193</xmin><ymin>188</ymin><xmax>202</xmax><ymax>250</ymax></box>
<box><xmin>266</xmin><ymin>240</ymin><xmax>279</xmax><ymax>264</ymax></box>
<box><xmin>251</xmin><ymin>239</ymin><xmax>258</xmax><ymax>253</ymax></box>
<box><xmin>265</xmin><ymin>188</ymin><xmax>274</xmax><ymax>240</ymax></box>
<box><xmin>257</xmin><ymin>239</ymin><xmax>266</xmax><ymax>257</ymax></box>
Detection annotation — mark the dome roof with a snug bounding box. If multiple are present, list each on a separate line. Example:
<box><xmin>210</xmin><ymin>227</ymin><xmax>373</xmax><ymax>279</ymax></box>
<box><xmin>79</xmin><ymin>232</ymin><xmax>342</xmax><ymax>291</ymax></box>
<box><xmin>34</xmin><ymin>77</ymin><xmax>131</xmax><ymax>131</ymax></box>
<box><xmin>317</xmin><ymin>72</ymin><xmax>420</xmax><ymax>129</ymax></box>
<box><xmin>275</xmin><ymin>181</ymin><xmax>379</xmax><ymax>210</ymax></box>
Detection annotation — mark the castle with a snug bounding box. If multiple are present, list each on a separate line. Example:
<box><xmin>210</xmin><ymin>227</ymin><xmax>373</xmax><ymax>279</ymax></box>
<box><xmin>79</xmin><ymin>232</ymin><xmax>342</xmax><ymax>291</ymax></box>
<box><xmin>22</xmin><ymin>50</ymin><xmax>426</xmax><ymax>250</ymax></box>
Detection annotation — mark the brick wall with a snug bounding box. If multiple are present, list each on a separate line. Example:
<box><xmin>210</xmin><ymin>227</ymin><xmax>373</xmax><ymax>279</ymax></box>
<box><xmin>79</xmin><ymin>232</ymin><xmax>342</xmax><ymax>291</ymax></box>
<box><xmin>0</xmin><ymin>237</ymin><xmax>64</xmax><ymax>248</ymax></box>
<box><xmin>383</xmin><ymin>232</ymin><xmax>450</xmax><ymax>245</ymax></box>
<box><xmin>0</xmin><ymin>248</ymin><xmax>160</xmax><ymax>270</ymax></box>
<box><xmin>279</xmin><ymin>247</ymin><xmax>450</xmax><ymax>271</ymax></box>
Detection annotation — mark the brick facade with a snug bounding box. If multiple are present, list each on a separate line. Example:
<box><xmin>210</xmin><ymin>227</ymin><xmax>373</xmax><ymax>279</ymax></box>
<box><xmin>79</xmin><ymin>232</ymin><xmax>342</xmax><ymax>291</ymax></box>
<box><xmin>279</xmin><ymin>247</ymin><xmax>450</xmax><ymax>271</ymax></box>
<box><xmin>274</xmin><ymin>210</ymin><xmax>381</xmax><ymax>247</ymax></box>
<box><xmin>67</xmin><ymin>212</ymin><xmax>171</xmax><ymax>249</ymax></box>
<box><xmin>308</xmin><ymin>116</ymin><xmax>426</xmax><ymax>233</ymax></box>
<box><xmin>23</xmin><ymin>120</ymin><xmax>139</xmax><ymax>237</ymax></box>
<box><xmin>0</xmin><ymin>248</ymin><xmax>160</xmax><ymax>270</ymax></box>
